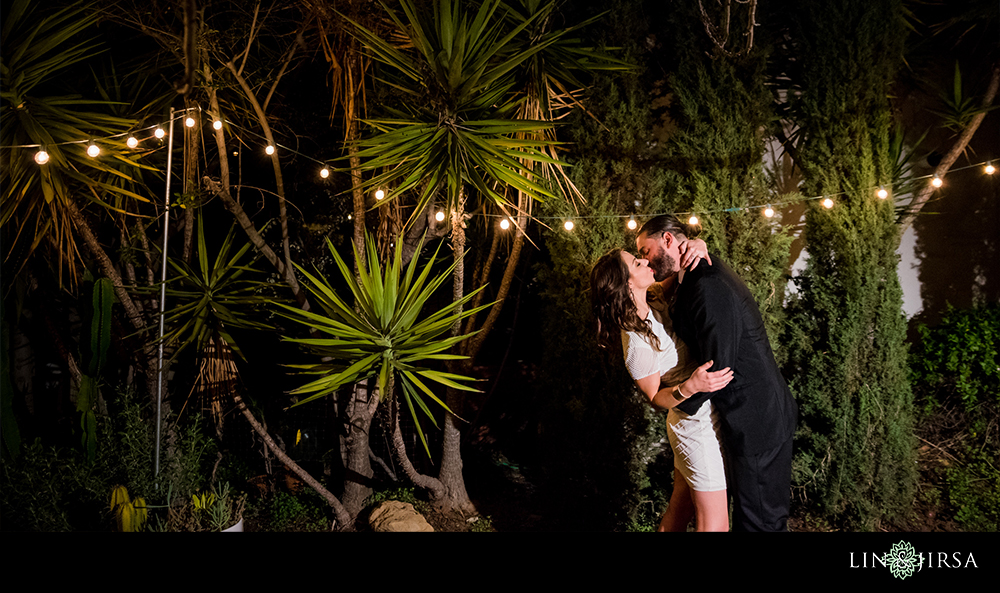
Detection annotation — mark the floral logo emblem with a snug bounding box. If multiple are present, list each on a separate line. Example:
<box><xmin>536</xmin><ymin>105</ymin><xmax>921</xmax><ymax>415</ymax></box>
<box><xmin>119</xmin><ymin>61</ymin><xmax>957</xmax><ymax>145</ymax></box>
<box><xmin>887</xmin><ymin>541</ymin><xmax>920</xmax><ymax>580</ymax></box>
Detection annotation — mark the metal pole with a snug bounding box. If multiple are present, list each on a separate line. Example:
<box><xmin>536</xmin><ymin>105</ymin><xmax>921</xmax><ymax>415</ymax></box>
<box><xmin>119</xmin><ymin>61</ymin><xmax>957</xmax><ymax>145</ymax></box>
<box><xmin>154</xmin><ymin>108</ymin><xmax>176</xmax><ymax>480</ymax></box>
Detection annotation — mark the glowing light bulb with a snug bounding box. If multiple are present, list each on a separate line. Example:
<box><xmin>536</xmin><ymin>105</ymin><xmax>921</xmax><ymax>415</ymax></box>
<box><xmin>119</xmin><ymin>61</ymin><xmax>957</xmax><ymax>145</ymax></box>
<box><xmin>435</xmin><ymin>211</ymin><xmax>445</xmax><ymax>222</ymax></box>
<box><xmin>822</xmin><ymin>198</ymin><xmax>834</xmax><ymax>209</ymax></box>
<box><xmin>87</xmin><ymin>144</ymin><xmax>100</xmax><ymax>158</ymax></box>
<box><xmin>126</xmin><ymin>136</ymin><xmax>139</xmax><ymax>149</ymax></box>
<box><xmin>985</xmin><ymin>163</ymin><xmax>996</xmax><ymax>175</ymax></box>
<box><xmin>877</xmin><ymin>187</ymin><xmax>888</xmax><ymax>199</ymax></box>
<box><xmin>931</xmin><ymin>176</ymin><xmax>942</xmax><ymax>188</ymax></box>
<box><xmin>320</xmin><ymin>167</ymin><xmax>330</xmax><ymax>179</ymax></box>
<box><xmin>375</xmin><ymin>189</ymin><xmax>385</xmax><ymax>200</ymax></box>
<box><xmin>500</xmin><ymin>218</ymin><xmax>511</xmax><ymax>230</ymax></box>
<box><xmin>688</xmin><ymin>215</ymin><xmax>699</xmax><ymax>226</ymax></box>
<box><xmin>265</xmin><ymin>145</ymin><xmax>275</xmax><ymax>155</ymax></box>
<box><xmin>347</xmin><ymin>214</ymin><xmax>352</xmax><ymax>220</ymax></box>
<box><xmin>627</xmin><ymin>218</ymin><xmax>637</xmax><ymax>230</ymax></box>
<box><xmin>764</xmin><ymin>206</ymin><xmax>774</xmax><ymax>218</ymax></box>
<box><xmin>184</xmin><ymin>117</ymin><xmax>196</xmax><ymax>128</ymax></box>
<box><xmin>213</xmin><ymin>120</ymin><xmax>223</xmax><ymax>131</ymax></box>
<box><xmin>34</xmin><ymin>150</ymin><xmax>50</xmax><ymax>165</ymax></box>
<box><xmin>154</xmin><ymin>128</ymin><xmax>165</xmax><ymax>139</ymax></box>
<box><xmin>564</xmin><ymin>220</ymin><xmax>574</xmax><ymax>231</ymax></box>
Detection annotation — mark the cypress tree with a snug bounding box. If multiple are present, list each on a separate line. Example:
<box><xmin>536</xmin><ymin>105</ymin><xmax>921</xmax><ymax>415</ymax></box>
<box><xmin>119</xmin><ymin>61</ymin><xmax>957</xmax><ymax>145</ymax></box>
<box><xmin>782</xmin><ymin>0</ymin><xmax>917</xmax><ymax>529</ymax></box>
<box><xmin>533</xmin><ymin>0</ymin><xmax>677</xmax><ymax>529</ymax></box>
<box><xmin>662</xmin><ymin>7</ymin><xmax>793</xmax><ymax>352</ymax></box>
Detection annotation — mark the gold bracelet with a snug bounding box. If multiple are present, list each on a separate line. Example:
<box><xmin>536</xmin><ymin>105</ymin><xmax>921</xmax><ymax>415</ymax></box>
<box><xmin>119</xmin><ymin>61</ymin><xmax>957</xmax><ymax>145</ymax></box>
<box><xmin>673</xmin><ymin>384</ymin><xmax>688</xmax><ymax>401</ymax></box>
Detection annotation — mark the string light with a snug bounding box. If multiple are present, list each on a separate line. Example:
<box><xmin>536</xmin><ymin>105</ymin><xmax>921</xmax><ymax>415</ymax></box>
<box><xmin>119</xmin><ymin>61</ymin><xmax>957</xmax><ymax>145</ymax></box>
<box><xmin>435</xmin><ymin>211</ymin><xmax>445</xmax><ymax>222</ymax></box>
<box><xmin>13</xmin><ymin>104</ymin><xmax>1000</xmax><ymax>233</ymax></box>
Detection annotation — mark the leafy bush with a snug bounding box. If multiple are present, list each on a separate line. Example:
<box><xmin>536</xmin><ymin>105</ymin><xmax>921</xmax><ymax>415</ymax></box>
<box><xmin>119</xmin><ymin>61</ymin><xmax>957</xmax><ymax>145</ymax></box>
<box><xmin>911</xmin><ymin>305</ymin><xmax>1000</xmax><ymax>419</ymax></box>
<box><xmin>248</xmin><ymin>491</ymin><xmax>330</xmax><ymax>532</ymax></box>
<box><xmin>0</xmin><ymin>385</ymin><xmax>216</xmax><ymax>531</ymax></box>
<box><xmin>0</xmin><ymin>439</ymin><xmax>107</xmax><ymax>531</ymax></box>
<box><xmin>911</xmin><ymin>305</ymin><xmax>1000</xmax><ymax>531</ymax></box>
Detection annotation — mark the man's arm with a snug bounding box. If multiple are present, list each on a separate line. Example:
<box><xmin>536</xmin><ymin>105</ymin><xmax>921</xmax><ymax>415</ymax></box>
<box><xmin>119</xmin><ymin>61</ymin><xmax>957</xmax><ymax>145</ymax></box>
<box><xmin>676</xmin><ymin>275</ymin><xmax>742</xmax><ymax>410</ymax></box>
<box><xmin>635</xmin><ymin>361</ymin><xmax>734</xmax><ymax>411</ymax></box>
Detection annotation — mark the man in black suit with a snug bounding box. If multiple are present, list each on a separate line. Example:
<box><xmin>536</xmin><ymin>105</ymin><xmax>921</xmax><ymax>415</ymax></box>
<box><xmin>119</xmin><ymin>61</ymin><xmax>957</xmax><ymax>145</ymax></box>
<box><xmin>637</xmin><ymin>215</ymin><xmax>797</xmax><ymax>532</ymax></box>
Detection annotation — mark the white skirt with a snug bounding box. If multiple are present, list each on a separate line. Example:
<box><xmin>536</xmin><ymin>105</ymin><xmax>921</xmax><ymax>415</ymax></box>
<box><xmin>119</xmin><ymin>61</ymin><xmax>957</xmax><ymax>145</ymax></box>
<box><xmin>666</xmin><ymin>401</ymin><xmax>727</xmax><ymax>492</ymax></box>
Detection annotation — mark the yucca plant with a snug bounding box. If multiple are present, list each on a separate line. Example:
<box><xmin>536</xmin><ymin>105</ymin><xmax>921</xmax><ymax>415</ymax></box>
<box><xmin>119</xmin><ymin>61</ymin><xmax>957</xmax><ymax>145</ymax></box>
<box><xmin>341</xmin><ymin>0</ymin><xmax>564</xmax><ymax>215</ymax></box>
<box><xmin>1</xmin><ymin>0</ymin><xmax>156</xmax><ymax>285</ymax></box>
<box><xmin>280</xmin><ymin>233</ymin><xmax>489</xmax><ymax>456</ymax></box>
<box><xmin>145</xmin><ymin>216</ymin><xmax>276</xmax><ymax>363</ymax></box>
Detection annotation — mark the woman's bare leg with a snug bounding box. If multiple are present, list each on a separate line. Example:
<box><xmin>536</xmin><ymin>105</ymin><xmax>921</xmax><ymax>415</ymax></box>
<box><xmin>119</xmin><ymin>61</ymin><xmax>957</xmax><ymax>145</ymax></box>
<box><xmin>658</xmin><ymin>468</ymin><xmax>695</xmax><ymax>532</ymax></box>
<box><xmin>691</xmin><ymin>489</ymin><xmax>729</xmax><ymax>532</ymax></box>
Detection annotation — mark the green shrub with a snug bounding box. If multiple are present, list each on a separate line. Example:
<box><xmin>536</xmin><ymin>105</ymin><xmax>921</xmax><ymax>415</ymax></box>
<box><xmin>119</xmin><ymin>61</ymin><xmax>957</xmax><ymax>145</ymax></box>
<box><xmin>0</xmin><ymin>439</ymin><xmax>107</xmax><ymax>531</ymax></box>
<box><xmin>910</xmin><ymin>305</ymin><xmax>1000</xmax><ymax>531</ymax></box>
<box><xmin>0</xmin><ymin>385</ymin><xmax>216</xmax><ymax>531</ymax></box>
<box><xmin>945</xmin><ymin>445</ymin><xmax>1000</xmax><ymax>531</ymax></box>
<box><xmin>911</xmin><ymin>305</ymin><xmax>1000</xmax><ymax>419</ymax></box>
<box><xmin>250</xmin><ymin>491</ymin><xmax>330</xmax><ymax>532</ymax></box>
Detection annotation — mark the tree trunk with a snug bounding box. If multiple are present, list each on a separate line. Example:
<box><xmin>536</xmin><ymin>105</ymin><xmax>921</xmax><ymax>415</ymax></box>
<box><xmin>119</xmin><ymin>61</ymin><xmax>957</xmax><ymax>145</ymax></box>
<box><xmin>437</xmin><ymin>189</ymin><xmax>476</xmax><ymax>513</ymax></box>
<box><xmin>340</xmin><ymin>382</ymin><xmax>380</xmax><ymax>518</ymax></box>
<box><xmin>225</xmin><ymin>60</ymin><xmax>304</xmax><ymax>306</ymax></box>
<box><xmin>389</xmin><ymin>390</ymin><xmax>447</xmax><ymax>500</ymax></box>
<box><xmin>65</xmin><ymin>197</ymin><xmax>160</xmax><ymax>405</ymax></box>
<box><xmin>462</xmin><ymin>196</ymin><xmax>528</xmax><ymax>360</ymax></box>
<box><xmin>898</xmin><ymin>63</ymin><xmax>1000</xmax><ymax>233</ymax></box>
<box><xmin>231</xmin><ymin>390</ymin><xmax>353</xmax><ymax>529</ymax></box>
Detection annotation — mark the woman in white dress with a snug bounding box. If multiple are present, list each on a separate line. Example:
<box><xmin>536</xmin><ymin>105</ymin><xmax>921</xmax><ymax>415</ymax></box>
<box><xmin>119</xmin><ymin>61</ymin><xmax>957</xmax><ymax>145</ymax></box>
<box><xmin>591</xmin><ymin>246</ymin><xmax>732</xmax><ymax>532</ymax></box>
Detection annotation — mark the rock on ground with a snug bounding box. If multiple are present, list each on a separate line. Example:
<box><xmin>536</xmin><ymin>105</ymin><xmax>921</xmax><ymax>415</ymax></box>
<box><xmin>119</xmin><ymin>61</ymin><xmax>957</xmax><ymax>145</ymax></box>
<box><xmin>368</xmin><ymin>501</ymin><xmax>434</xmax><ymax>532</ymax></box>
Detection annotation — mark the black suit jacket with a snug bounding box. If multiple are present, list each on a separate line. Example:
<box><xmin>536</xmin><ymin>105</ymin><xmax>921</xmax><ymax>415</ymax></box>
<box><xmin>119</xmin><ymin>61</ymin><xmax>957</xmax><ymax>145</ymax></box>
<box><xmin>671</xmin><ymin>256</ymin><xmax>797</xmax><ymax>457</ymax></box>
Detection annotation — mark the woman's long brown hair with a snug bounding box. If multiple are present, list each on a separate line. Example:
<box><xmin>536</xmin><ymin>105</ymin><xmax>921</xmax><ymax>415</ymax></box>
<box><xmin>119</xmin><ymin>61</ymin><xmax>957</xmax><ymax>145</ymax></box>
<box><xmin>590</xmin><ymin>248</ymin><xmax>661</xmax><ymax>351</ymax></box>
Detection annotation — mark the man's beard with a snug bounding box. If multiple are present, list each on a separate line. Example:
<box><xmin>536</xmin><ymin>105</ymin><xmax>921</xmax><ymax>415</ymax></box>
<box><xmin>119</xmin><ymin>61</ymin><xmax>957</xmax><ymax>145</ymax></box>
<box><xmin>649</xmin><ymin>252</ymin><xmax>676</xmax><ymax>282</ymax></box>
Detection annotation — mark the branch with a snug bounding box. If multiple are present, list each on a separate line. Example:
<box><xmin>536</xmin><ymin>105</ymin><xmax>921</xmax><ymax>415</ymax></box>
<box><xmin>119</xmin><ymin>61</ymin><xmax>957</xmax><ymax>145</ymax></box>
<box><xmin>232</xmin><ymin>391</ymin><xmax>353</xmax><ymax>529</ymax></box>
<box><xmin>201</xmin><ymin>176</ymin><xmax>309</xmax><ymax>309</ymax></box>
<box><xmin>263</xmin><ymin>17</ymin><xmax>312</xmax><ymax>113</ymax></box>
<box><xmin>898</xmin><ymin>63</ymin><xmax>1000</xmax><ymax>233</ymax></box>
<box><xmin>225</xmin><ymin>60</ymin><xmax>296</xmax><ymax>300</ymax></box>
<box><xmin>236</xmin><ymin>1</ymin><xmax>263</xmax><ymax>78</ymax></box>
<box><xmin>389</xmin><ymin>393</ymin><xmax>447</xmax><ymax>500</ymax></box>
<box><xmin>698</xmin><ymin>0</ymin><xmax>758</xmax><ymax>59</ymax></box>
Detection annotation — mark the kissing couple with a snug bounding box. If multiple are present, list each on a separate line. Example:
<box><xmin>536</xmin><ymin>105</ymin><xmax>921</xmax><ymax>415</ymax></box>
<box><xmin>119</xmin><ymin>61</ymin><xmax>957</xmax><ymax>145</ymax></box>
<box><xmin>591</xmin><ymin>215</ymin><xmax>798</xmax><ymax>532</ymax></box>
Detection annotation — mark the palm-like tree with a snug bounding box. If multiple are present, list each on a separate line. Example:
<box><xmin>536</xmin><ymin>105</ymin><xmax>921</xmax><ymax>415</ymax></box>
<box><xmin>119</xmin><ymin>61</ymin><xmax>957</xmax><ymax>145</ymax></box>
<box><xmin>341</xmin><ymin>0</ymin><xmax>569</xmax><ymax>511</ymax></box>
<box><xmin>1</xmin><ymin>0</ymin><xmax>169</xmax><ymax>411</ymax></box>
<box><xmin>1</xmin><ymin>0</ymin><xmax>154</xmax><ymax>287</ymax></box>
<box><xmin>344</xmin><ymin>0</ymin><xmax>623</xmax><ymax>511</ymax></box>
<box><xmin>282</xmin><ymin>232</ymin><xmax>488</xmax><ymax>498</ymax></box>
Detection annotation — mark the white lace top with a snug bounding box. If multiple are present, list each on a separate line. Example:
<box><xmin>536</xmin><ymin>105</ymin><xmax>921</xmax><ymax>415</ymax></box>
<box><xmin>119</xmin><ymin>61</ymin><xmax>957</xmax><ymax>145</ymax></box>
<box><xmin>621</xmin><ymin>309</ymin><xmax>699</xmax><ymax>387</ymax></box>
